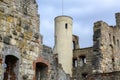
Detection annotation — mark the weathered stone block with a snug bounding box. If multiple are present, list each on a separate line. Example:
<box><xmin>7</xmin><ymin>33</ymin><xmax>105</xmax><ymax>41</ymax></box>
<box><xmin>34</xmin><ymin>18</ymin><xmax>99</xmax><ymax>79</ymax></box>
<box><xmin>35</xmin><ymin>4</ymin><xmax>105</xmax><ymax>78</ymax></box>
<box><xmin>7</xmin><ymin>16</ymin><xmax>14</xmax><ymax>23</ymax></box>
<box><xmin>16</xmin><ymin>26</ymin><xmax>21</xmax><ymax>32</ymax></box>
<box><xmin>10</xmin><ymin>39</ymin><xmax>16</xmax><ymax>45</ymax></box>
<box><xmin>34</xmin><ymin>33</ymin><xmax>39</xmax><ymax>39</ymax></box>
<box><xmin>0</xmin><ymin>7</ymin><xmax>4</xmax><ymax>12</ymax></box>
<box><xmin>12</xmin><ymin>30</ymin><xmax>17</xmax><ymax>35</ymax></box>
<box><xmin>24</xmin><ymin>25</ymin><xmax>29</xmax><ymax>30</ymax></box>
<box><xmin>3</xmin><ymin>36</ymin><xmax>10</xmax><ymax>44</ymax></box>
<box><xmin>24</xmin><ymin>31</ymin><xmax>33</xmax><ymax>40</ymax></box>
<box><xmin>19</xmin><ymin>32</ymin><xmax>24</xmax><ymax>38</ymax></box>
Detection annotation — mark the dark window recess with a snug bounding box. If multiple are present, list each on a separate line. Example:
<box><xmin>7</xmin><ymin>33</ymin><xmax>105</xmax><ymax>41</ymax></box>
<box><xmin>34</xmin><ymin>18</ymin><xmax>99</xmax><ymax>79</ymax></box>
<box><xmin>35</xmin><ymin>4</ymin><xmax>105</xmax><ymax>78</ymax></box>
<box><xmin>113</xmin><ymin>36</ymin><xmax>116</xmax><ymax>45</ymax></box>
<box><xmin>112</xmin><ymin>58</ymin><xmax>115</xmax><ymax>70</ymax></box>
<box><xmin>0</xmin><ymin>34</ymin><xmax>2</xmax><ymax>41</ymax></box>
<box><xmin>82</xmin><ymin>73</ymin><xmax>88</xmax><ymax>78</ymax></box>
<box><xmin>117</xmin><ymin>39</ymin><xmax>119</xmax><ymax>47</ymax></box>
<box><xmin>109</xmin><ymin>34</ymin><xmax>111</xmax><ymax>42</ymax></box>
<box><xmin>65</xmin><ymin>23</ymin><xmax>68</xmax><ymax>29</ymax></box>
<box><xmin>73</xmin><ymin>41</ymin><xmax>75</xmax><ymax>50</ymax></box>
<box><xmin>73</xmin><ymin>58</ymin><xmax>77</xmax><ymax>67</ymax></box>
<box><xmin>79</xmin><ymin>55</ymin><xmax>86</xmax><ymax>64</ymax></box>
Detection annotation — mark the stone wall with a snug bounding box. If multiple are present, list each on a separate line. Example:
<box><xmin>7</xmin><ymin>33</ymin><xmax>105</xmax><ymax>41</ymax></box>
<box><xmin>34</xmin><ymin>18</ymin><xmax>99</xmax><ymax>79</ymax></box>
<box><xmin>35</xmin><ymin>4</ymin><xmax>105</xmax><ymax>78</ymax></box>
<box><xmin>93</xmin><ymin>18</ymin><xmax>120</xmax><ymax>73</ymax></box>
<box><xmin>0</xmin><ymin>0</ymin><xmax>42</xmax><ymax>80</ymax></box>
<box><xmin>73</xmin><ymin>13</ymin><xmax>120</xmax><ymax>80</ymax></box>
<box><xmin>73</xmin><ymin>47</ymin><xmax>93</xmax><ymax>80</ymax></box>
<box><xmin>86</xmin><ymin>71</ymin><xmax>120</xmax><ymax>80</ymax></box>
<box><xmin>42</xmin><ymin>45</ymin><xmax>71</xmax><ymax>80</ymax></box>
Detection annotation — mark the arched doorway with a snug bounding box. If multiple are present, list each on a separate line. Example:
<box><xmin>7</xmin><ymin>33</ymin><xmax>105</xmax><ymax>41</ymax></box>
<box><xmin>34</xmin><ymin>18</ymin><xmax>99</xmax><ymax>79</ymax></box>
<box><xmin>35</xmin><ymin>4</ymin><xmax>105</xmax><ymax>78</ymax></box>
<box><xmin>33</xmin><ymin>57</ymin><xmax>50</xmax><ymax>80</ymax></box>
<box><xmin>36</xmin><ymin>62</ymin><xmax>48</xmax><ymax>80</ymax></box>
<box><xmin>3</xmin><ymin>55</ymin><xmax>19</xmax><ymax>80</ymax></box>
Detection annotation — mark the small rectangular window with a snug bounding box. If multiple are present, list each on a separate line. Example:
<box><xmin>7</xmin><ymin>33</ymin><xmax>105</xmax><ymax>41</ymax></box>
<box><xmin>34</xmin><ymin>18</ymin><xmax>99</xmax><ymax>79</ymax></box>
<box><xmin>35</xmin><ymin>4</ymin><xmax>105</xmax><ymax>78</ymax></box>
<box><xmin>65</xmin><ymin>23</ymin><xmax>68</xmax><ymax>29</ymax></box>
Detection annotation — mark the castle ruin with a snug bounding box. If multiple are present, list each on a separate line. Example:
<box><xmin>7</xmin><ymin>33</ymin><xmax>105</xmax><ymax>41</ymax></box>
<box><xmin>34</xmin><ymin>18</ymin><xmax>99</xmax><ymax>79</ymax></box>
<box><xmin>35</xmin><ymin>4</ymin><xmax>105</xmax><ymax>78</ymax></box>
<box><xmin>0</xmin><ymin>0</ymin><xmax>120</xmax><ymax>80</ymax></box>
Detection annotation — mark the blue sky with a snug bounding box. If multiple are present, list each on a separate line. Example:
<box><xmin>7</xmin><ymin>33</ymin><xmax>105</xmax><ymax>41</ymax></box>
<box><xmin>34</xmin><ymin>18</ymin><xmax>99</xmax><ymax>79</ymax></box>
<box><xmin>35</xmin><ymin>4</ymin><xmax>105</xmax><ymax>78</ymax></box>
<box><xmin>36</xmin><ymin>0</ymin><xmax>120</xmax><ymax>48</ymax></box>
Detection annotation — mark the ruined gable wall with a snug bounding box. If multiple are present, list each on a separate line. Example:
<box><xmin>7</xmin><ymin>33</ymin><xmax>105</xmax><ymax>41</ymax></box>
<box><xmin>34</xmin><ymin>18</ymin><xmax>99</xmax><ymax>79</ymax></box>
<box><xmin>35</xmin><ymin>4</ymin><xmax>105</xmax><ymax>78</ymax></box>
<box><xmin>93</xmin><ymin>18</ymin><xmax>120</xmax><ymax>73</ymax></box>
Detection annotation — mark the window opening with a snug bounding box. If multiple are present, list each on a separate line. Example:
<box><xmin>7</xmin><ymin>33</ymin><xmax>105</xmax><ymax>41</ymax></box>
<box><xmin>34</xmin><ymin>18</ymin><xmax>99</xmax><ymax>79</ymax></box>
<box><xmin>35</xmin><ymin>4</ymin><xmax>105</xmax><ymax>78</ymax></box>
<box><xmin>117</xmin><ymin>39</ymin><xmax>119</xmax><ymax>47</ymax></box>
<box><xmin>65</xmin><ymin>23</ymin><xmax>68</xmax><ymax>29</ymax></box>
<box><xmin>36</xmin><ymin>63</ymin><xmax>48</xmax><ymax>80</ymax></box>
<box><xmin>109</xmin><ymin>34</ymin><xmax>111</xmax><ymax>42</ymax></box>
<box><xmin>73</xmin><ymin>41</ymin><xmax>75</xmax><ymax>50</ymax></box>
<box><xmin>112</xmin><ymin>58</ymin><xmax>115</xmax><ymax>70</ymax></box>
<box><xmin>79</xmin><ymin>55</ymin><xmax>86</xmax><ymax>66</ymax></box>
<box><xmin>81</xmin><ymin>73</ymin><xmax>88</xmax><ymax>78</ymax></box>
<box><xmin>73</xmin><ymin>58</ymin><xmax>77</xmax><ymax>68</ymax></box>
<box><xmin>3</xmin><ymin>55</ymin><xmax>19</xmax><ymax>80</ymax></box>
<box><xmin>113</xmin><ymin>36</ymin><xmax>116</xmax><ymax>45</ymax></box>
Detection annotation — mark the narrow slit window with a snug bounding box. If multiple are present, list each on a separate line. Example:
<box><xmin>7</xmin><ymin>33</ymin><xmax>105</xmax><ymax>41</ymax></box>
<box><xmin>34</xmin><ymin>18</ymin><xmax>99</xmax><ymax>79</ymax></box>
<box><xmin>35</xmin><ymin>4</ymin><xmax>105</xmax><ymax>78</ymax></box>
<box><xmin>117</xmin><ymin>39</ymin><xmax>119</xmax><ymax>47</ymax></box>
<box><xmin>113</xmin><ymin>36</ymin><xmax>116</xmax><ymax>45</ymax></box>
<box><xmin>23</xmin><ymin>0</ymin><xmax>28</xmax><ymax>15</ymax></box>
<box><xmin>65</xmin><ymin>23</ymin><xmax>68</xmax><ymax>29</ymax></box>
<box><xmin>112</xmin><ymin>58</ymin><xmax>115</xmax><ymax>70</ymax></box>
<box><xmin>109</xmin><ymin>34</ymin><xmax>111</xmax><ymax>42</ymax></box>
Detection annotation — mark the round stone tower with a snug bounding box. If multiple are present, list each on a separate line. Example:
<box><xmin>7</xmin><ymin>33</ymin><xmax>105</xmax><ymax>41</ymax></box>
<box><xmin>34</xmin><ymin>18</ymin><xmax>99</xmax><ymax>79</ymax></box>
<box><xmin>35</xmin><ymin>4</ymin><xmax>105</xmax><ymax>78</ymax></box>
<box><xmin>54</xmin><ymin>16</ymin><xmax>73</xmax><ymax>76</ymax></box>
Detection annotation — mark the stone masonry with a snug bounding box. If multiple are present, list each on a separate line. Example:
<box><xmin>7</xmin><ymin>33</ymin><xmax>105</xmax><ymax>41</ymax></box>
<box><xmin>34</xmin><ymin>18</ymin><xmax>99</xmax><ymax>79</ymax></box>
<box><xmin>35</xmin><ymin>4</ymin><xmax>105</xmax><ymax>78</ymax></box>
<box><xmin>72</xmin><ymin>13</ymin><xmax>120</xmax><ymax>80</ymax></box>
<box><xmin>0</xmin><ymin>0</ymin><xmax>70</xmax><ymax>80</ymax></box>
<box><xmin>0</xmin><ymin>0</ymin><xmax>42</xmax><ymax>80</ymax></box>
<box><xmin>0</xmin><ymin>0</ymin><xmax>120</xmax><ymax>80</ymax></box>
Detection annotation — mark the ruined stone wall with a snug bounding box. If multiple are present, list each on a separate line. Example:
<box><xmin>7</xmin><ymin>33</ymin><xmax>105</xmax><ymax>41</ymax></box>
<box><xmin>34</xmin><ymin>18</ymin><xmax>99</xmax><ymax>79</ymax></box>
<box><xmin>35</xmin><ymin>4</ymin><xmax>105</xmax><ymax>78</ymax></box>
<box><xmin>86</xmin><ymin>71</ymin><xmax>120</xmax><ymax>80</ymax></box>
<box><xmin>0</xmin><ymin>0</ymin><xmax>42</xmax><ymax>80</ymax></box>
<box><xmin>73</xmin><ymin>47</ymin><xmax>93</xmax><ymax>80</ymax></box>
<box><xmin>42</xmin><ymin>45</ymin><xmax>70</xmax><ymax>80</ymax></box>
<box><xmin>93</xmin><ymin>18</ymin><xmax>120</xmax><ymax>73</ymax></box>
<box><xmin>72</xmin><ymin>13</ymin><xmax>120</xmax><ymax>80</ymax></box>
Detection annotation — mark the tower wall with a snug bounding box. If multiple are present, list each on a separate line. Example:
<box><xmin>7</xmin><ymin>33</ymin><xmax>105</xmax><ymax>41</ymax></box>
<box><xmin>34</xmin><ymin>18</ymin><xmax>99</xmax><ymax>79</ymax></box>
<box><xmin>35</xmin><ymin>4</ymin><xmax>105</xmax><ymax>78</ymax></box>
<box><xmin>115</xmin><ymin>13</ymin><xmax>120</xmax><ymax>27</ymax></box>
<box><xmin>54</xmin><ymin>16</ymin><xmax>73</xmax><ymax>76</ymax></box>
